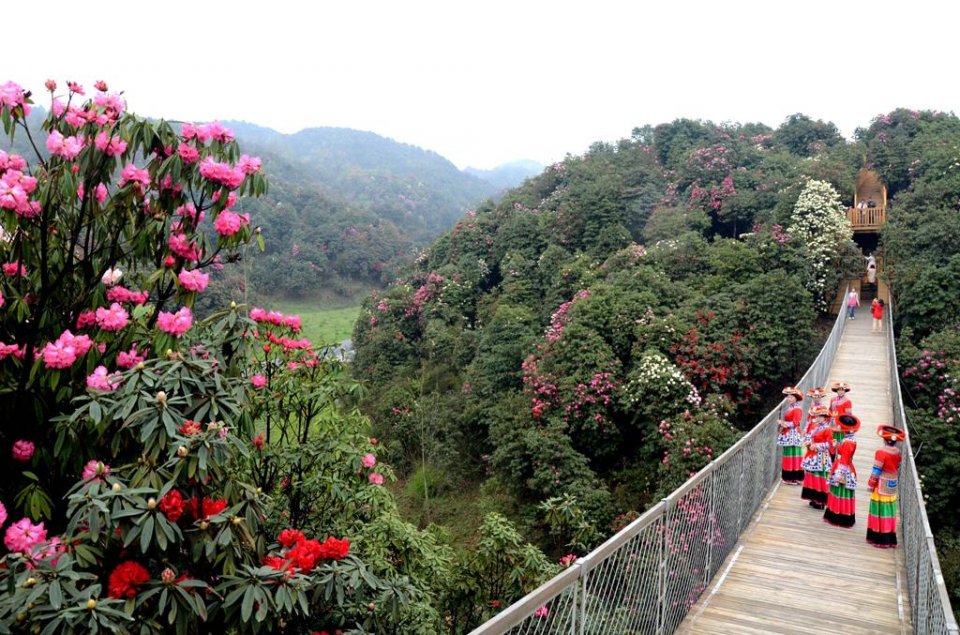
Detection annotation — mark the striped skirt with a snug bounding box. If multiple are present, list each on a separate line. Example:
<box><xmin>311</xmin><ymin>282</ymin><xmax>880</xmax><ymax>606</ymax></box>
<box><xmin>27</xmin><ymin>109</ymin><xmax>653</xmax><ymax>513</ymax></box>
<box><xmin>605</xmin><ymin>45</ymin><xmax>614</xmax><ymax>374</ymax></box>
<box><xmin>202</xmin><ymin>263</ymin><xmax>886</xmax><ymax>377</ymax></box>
<box><xmin>781</xmin><ymin>446</ymin><xmax>803</xmax><ymax>483</ymax></box>
<box><xmin>866</xmin><ymin>493</ymin><xmax>898</xmax><ymax>548</ymax></box>
<box><xmin>824</xmin><ymin>483</ymin><xmax>856</xmax><ymax>527</ymax></box>
<box><xmin>801</xmin><ymin>469</ymin><xmax>829</xmax><ymax>508</ymax></box>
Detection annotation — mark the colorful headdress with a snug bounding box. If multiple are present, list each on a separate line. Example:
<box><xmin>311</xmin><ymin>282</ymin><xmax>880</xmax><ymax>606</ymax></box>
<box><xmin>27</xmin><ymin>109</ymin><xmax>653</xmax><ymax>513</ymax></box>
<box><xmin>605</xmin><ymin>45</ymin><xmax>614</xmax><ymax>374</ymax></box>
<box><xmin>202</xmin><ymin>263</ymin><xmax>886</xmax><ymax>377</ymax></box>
<box><xmin>837</xmin><ymin>414</ymin><xmax>861</xmax><ymax>432</ymax></box>
<box><xmin>809</xmin><ymin>405</ymin><xmax>830</xmax><ymax>417</ymax></box>
<box><xmin>807</xmin><ymin>387</ymin><xmax>827</xmax><ymax>400</ymax></box>
<box><xmin>877</xmin><ymin>425</ymin><xmax>906</xmax><ymax>442</ymax></box>
<box><xmin>782</xmin><ymin>386</ymin><xmax>803</xmax><ymax>400</ymax></box>
<box><xmin>830</xmin><ymin>381</ymin><xmax>852</xmax><ymax>393</ymax></box>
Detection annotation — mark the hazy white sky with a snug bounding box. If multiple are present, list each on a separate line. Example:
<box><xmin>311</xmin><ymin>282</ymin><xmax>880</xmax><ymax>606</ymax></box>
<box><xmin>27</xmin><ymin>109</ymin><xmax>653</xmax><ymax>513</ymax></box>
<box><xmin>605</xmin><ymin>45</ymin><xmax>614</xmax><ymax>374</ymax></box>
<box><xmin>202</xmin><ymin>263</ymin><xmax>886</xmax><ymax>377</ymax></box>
<box><xmin>6</xmin><ymin>0</ymin><xmax>958</xmax><ymax>169</ymax></box>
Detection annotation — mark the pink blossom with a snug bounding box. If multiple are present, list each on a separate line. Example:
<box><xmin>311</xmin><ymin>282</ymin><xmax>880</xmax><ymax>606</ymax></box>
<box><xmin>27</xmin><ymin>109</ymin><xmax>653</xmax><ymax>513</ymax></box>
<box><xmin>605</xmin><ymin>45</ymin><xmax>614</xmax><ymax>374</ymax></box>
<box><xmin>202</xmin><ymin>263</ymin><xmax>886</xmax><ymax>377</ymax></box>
<box><xmin>81</xmin><ymin>460</ymin><xmax>110</xmax><ymax>480</ymax></box>
<box><xmin>178</xmin><ymin>269</ymin><xmax>209</xmax><ymax>293</ymax></box>
<box><xmin>106</xmin><ymin>286</ymin><xmax>149</xmax><ymax>305</ymax></box>
<box><xmin>94</xmin><ymin>131</ymin><xmax>127</xmax><ymax>157</ymax></box>
<box><xmin>116</xmin><ymin>345</ymin><xmax>146</xmax><ymax>369</ymax></box>
<box><xmin>94</xmin><ymin>80</ymin><xmax>108</xmax><ymax>92</ymax></box>
<box><xmin>66</xmin><ymin>81</ymin><xmax>84</xmax><ymax>96</ymax></box>
<box><xmin>51</xmin><ymin>98</ymin><xmax>66</xmax><ymax>118</ymax></box>
<box><xmin>41</xmin><ymin>330</ymin><xmax>93</xmax><ymax>369</ymax></box>
<box><xmin>534</xmin><ymin>606</ymin><xmax>549</xmax><ymax>619</ymax></box>
<box><xmin>176</xmin><ymin>202</ymin><xmax>204</xmax><ymax>226</ymax></box>
<box><xmin>177</xmin><ymin>143</ymin><xmax>200</xmax><ymax>164</ymax></box>
<box><xmin>44</xmin><ymin>79</ymin><xmax>57</xmax><ymax>92</ymax></box>
<box><xmin>168</xmin><ymin>232</ymin><xmax>201</xmax><ymax>262</ymax></box>
<box><xmin>201</xmin><ymin>121</ymin><xmax>234</xmax><ymax>143</ymax></box>
<box><xmin>361</xmin><ymin>453</ymin><xmax>377</xmax><ymax>468</ymax></box>
<box><xmin>0</xmin><ymin>81</ymin><xmax>29</xmax><ymax>112</ymax></box>
<box><xmin>199</xmin><ymin>157</ymin><xmax>245</xmax><ymax>189</ymax></box>
<box><xmin>47</xmin><ymin>131</ymin><xmax>85</xmax><ymax>160</ymax></box>
<box><xmin>282</xmin><ymin>315</ymin><xmax>301</xmax><ymax>332</ymax></box>
<box><xmin>11</xmin><ymin>440</ymin><xmax>35</xmax><ymax>462</ymax></box>
<box><xmin>119</xmin><ymin>164</ymin><xmax>150</xmax><ymax>190</ymax></box>
<box><xmin>95</xmin><ymin>302</ymin><xmax>129</xmax><ymax>331</ymax></box>
<box><xmin>0</xmin><ymin>342</ymin><xmax>25</xmax><ymax>360</ymax></box>
<box><xmin>250</xmin><ymin>374</ymin><xmax>267</xmax><ymax>389</ymax></box>
<box><xmin>77</xmin><ymin>310</ymin><xmax>98</xmax><ymax>328</ymax></box>
<box><xmin>237</xmin><ymin>154</ymin><xmax>262</xmax><ymax>174</ymax></box>
<box><xmin>2</xmin><ymin>261</ymin><xmax>26</xmax><ymax>277</ymax></box>
<box><xmin>213</xmin><ymin>210</ymin><xmax>249</xmax><ymax>236</ymax></box>
<box><xmin>368</xmin><ymin>472</ymin><xmax>384</xmax><ymax>486</ymax></box>
<box><xmin>3</xmin><ymin>518</ymin><xmax>46</xmax><ymax>553</ymax></box>
<box><xmin>86</xmin><ymin>366</ymin><xmax>121</xmax><ymax>391</ymax></box>
<box><xmin>157</xmin><ymin>307</ymin><xmax>193</xmax><ymax>336</ymax></box>
<box><xmin>95</xmin><ymin>183</ymin><xmax>108</xmax><ymax>204</ymax></box>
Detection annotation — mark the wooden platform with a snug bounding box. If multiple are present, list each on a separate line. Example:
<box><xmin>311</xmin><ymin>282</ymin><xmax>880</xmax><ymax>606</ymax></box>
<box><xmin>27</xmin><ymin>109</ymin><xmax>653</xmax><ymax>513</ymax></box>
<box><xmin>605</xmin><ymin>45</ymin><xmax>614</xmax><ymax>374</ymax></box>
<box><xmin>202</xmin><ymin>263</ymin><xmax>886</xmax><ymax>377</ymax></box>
<box><xmin>677</xmin><ymin>314</ymin><xmax>911</xmax><ymax>634</ymax></box>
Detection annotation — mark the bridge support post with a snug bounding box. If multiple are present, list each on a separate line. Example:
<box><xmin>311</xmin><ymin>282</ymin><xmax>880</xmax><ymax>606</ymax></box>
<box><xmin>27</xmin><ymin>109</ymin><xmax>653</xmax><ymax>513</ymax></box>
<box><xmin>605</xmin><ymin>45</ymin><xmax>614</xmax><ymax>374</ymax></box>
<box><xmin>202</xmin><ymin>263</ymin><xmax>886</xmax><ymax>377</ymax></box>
<box><xmin>656</xmin><ymin>500</ymin><xmax>669</xmax><ymax>635</ymax></box>
<box><xmin>705</xmin><ymin>468</ymin><xmax>716</xmax><ymax>587</ymax></box>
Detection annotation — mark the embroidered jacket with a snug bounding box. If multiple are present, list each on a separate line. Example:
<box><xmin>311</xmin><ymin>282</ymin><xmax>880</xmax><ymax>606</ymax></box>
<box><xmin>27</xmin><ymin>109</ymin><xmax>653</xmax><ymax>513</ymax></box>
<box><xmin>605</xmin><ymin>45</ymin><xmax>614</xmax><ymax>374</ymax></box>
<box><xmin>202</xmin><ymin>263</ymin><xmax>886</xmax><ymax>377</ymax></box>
<box><xmin>777</xmin><ymin>404</ymin><xmax>803</xmax><ymax>446</ymax></box>
<box><xmin>829</xmin><ymin>435</ymin><xmax>858</xmax><ymax>489</ymax></box>
<box><xmin>868</xmin><ymin>446</ymin><xmax>902</xmax><ymax>497</ymax></box>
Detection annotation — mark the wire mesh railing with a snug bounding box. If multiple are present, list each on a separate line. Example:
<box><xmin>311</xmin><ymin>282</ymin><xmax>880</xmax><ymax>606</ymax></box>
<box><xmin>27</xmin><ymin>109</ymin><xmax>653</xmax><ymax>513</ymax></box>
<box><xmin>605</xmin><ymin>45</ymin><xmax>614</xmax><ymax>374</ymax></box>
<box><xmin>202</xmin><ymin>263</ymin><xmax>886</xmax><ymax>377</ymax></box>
<box><xmin>887</xmin><ymin>305</ymin><xmax>959</xmax><ymax>635</ymax></box>
<box><xmin>470</xmin><ymin>297</ymin><xmax>849</xmax><ymax>635</ymax></box>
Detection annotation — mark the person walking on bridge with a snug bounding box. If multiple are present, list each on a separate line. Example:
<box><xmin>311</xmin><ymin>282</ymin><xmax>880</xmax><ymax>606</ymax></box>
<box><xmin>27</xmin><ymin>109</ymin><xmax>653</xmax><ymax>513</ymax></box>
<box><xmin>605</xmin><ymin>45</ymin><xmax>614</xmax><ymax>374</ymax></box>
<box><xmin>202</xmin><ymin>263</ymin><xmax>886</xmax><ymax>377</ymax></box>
<box><xmin>824</xmin><ymin>414</ymin><xmax>860</xmax><ymax>528</ymax></box>
<box><xmin>847</xmin><ymin>288</ymin><xmax>861</xmax><ymax>320</ymax></box>
<box><xmin>866</xmin><ymin>425</ymin><xmax>906</xmax><ymax>548</ymax></box>
<box><xmin>777</xmin><ymin>387</ymin><xmax>805</xmax><ymax>484</ymax></box>
<box><xmin>801</xmin><ymin>406</ymin><xmax>833</xmax><ymax>509</ymax></box>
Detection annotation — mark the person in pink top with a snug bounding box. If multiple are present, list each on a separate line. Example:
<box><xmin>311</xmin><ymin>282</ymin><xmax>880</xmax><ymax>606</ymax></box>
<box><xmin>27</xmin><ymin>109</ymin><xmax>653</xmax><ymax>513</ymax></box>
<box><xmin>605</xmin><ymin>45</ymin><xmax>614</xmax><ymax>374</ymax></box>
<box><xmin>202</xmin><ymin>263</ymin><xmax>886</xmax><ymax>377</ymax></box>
<box><xmin>846</xmin><ymin>288</ymin><xmax>860</xmax><ymax>320</ymax></box>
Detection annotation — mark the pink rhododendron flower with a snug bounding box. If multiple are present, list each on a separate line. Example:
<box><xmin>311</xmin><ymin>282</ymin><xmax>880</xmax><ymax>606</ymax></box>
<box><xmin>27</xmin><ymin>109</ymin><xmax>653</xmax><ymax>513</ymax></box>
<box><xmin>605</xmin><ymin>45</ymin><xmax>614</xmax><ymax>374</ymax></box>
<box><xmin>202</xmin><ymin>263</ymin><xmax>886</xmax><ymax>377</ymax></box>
<box><xmin>168</xmin><ymin>232</ymin><xmax>201</xmax><ymax>262</ymax></box>
<box><xmin>213</xmin><ymin>210</ymin><xmax>249</xmax><ymax>236</ymax></box>
<box><xmin>119</xmin><ymin>164</ymin><xmax>150</xmax><ymax>190</ymax></box>
<box><xmin>116</xmin><ymin>345</ymin><xmax>146</xmax><ymax>369</ymax></box>
<box><xmin>66</xmin><ymin>81</ymin><xmax>84</xmax><ymax>96</ymax></box>
<box><xmin>534</xmin><ymin>606</ymin><xmax>549</xmax><ymax>619</ymax></box>
<box><xmin>95</xmin><ymin>302</ymin><xmax>129</xmax><ymax>331</ymax></box>
<box><xmin>41</xmin><ymin>330</ymin><xmax>93</xmax><ymax>369</ymax></box>
<box><xmin>201</xmin><ymin>121</ymin><xmax>234</xmax><ymax>143</ymax></box>
<box><xmin>368</xmin><ymin>472</ymin><xmax>384</xmax><ymax>486</ymax></box>
<box><xmin>95</xmin><ymin>183</ymin><xmax>108</xmax><ymax>203</ymax></box>
<box><xmin>76</xmin><ymin>310</ymin><xmax>97</xmax><ymax>329</ymax></box>
<box><xmin>81</xmin><ymin>460</ymin><xmax>110</xmax><ymax>480</ymax></box>
<box><xmin>199</xmin><ymin>157</ymin><xmax>245</xmax><ymax>189</ymax></box>
<box><xmin>250</xmin><ymin>374</ymin><xmax>267</xmax><ymax>389</ymax></box>
<box><xmin>176</xmin><ymin>202</ymin><xmax>204</xmax><ymax>226</ymax></box>
<box><xmin>361</xmin><ymin>453</ymin><xmax>377</xmax><ymax>468</ymax></box>
<box><xmin>3</xmin><ymin>518</ymin><xmax>47</xmax><ymax>553</ymax></box>
<box><xmin>0</xmin><ymin>342</ymin><xmax>25</xmax><ymax>360</ymax></box>
<box><xmin>178</xmin><ymin>269</ymin><xmax>209</xmax><ymax>292</ymax></box>
<box><xmin>94</xmin><ymin>131</ymin><xmax>127</xmax><ymax>157</ymax></box>
<box><xmin>51</xmin><ymin>98</ymin><xmax>66</xmax><ymax>117</ymax></box>
<box><xmin>2</xmin><ymin>261</ymin><xmax>26</xmax><ymax>277</ymax></box>
<box><xmin>0</xmin><ymin>501</ymin><xmax>5</xmax><ymax>528</ymax></box>
<box><xmin>44</xmin><ymin>79</ymin><xmax>57</xmax><ymax>92</ymax></box>
<box><xmin>94</xmin><ymin>80</ymin><xmax>108</xmax><ymax>92</ymax></box>
<box><xmin>11</xmin><ymin>440</ymin><xmax>35</xmax><ymax>462</ymax></box>
<box><xmin>177</xmin><ymin>143</ymin><xmax>200</xmax><ymax>164</ymax></box>
<box><xmin>86</xmin><ymin>366</ymin><xmax>121</xmax><ymax>391</ymax></box>
<box><xmin>47</xmin><ymin>131</ymin><xmax>85</xmax><ymax>160</ymax></box>
<box><xmin>238</xmin><ymin>154</ymin><xmax>262</xmax><ymax>174</ymax></box>
<box><xmin>157</xmin><ymin>307</ymin><xmax>193</xmax><ymax>336</ymax></box>
<box><xmin>0</xmin><ymin>81</ymin><xmax>29</xmax><ymax>113</ymax></box>
<box><xmin>106</xmin><ymin>286</ymin><xmax>149</xmax><ymax>305</ymax></box>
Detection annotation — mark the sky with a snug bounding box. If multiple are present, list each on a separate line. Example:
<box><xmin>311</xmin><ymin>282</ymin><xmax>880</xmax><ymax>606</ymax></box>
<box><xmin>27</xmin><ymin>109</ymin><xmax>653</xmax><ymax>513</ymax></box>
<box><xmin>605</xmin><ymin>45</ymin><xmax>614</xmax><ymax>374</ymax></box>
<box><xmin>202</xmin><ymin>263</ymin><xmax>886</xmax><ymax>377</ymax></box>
<box><xmin>5</xmin><ymin>0</ymin><xmax>959</xmax><ymax>170</ymax></box>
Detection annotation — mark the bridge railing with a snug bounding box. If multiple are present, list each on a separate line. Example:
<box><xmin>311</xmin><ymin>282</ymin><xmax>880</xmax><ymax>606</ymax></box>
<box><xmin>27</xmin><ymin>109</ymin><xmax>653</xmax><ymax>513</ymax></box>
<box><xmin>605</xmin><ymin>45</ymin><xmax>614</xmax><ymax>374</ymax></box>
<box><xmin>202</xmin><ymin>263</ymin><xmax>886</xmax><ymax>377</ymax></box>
<box><xmin>470</xmin><ymin>297</ymin><xmax>849</xmax><ymax>635</ymax></box>
<box><xmin>888</xmin><ymin>306</ymin><xmax>960</xmax><ymax>635</ymax></box>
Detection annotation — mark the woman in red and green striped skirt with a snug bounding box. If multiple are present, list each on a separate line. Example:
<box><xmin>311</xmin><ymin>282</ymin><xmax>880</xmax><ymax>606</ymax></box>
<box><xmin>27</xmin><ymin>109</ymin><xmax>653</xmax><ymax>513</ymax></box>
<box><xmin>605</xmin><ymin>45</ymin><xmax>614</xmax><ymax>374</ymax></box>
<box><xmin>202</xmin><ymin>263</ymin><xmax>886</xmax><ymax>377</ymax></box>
<box><xmin>828</xmin><ymin>381</ymin><xmax>853</xmax><ymax>459</ymax></box>
<box><xmin>867</xmin><ymin>425</ymin><xmax>906</xmax><ymax>548</ymax></box>
<box><xmin>824</xmin><ymin>414</ymin><xmax>859</xmax><ymax>527</ymax></box>
<box><xmin>777</xmin><ymin>387</ymin><xmax>804</xmax><ymax>484</ymax></box>
<box><xmin>800</xmin><ymin>406</ymin><xmax>833</xmax><ymax>509</ymax></box>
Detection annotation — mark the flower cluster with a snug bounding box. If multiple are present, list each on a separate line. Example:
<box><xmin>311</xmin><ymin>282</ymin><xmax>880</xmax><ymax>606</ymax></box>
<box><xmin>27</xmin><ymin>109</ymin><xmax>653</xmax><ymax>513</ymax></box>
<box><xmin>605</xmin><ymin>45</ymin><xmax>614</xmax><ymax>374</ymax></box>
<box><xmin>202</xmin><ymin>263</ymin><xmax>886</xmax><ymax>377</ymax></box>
<box><xmin>623</xmin><ymin>352</ymin><xmax>701</xmax><ymax>408</ymax></box>
<box><xmin>263</xmin><ymin>530</ymin><xmax>350</xmax><ymax>573</ymax></box>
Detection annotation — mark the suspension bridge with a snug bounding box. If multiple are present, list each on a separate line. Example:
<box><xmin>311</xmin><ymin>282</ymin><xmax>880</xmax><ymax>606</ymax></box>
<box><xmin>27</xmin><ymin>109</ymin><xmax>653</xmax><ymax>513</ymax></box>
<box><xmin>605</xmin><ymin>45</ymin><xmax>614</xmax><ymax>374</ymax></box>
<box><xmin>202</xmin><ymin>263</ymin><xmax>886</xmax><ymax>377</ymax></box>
<box><xmin>469</xmin><ymin>298</ymin><xmax>958</xmax><ymax>635</ymax></box>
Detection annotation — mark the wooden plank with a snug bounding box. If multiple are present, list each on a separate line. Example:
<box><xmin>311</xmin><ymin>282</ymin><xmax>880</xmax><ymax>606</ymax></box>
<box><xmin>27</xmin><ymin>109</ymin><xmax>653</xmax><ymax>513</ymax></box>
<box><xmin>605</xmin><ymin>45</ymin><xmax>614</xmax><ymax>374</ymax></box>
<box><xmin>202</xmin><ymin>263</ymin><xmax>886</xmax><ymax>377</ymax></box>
<box><xmin>677</xmin><ymin>315</ymin><xmax>911</xmax><ymax>634</ymax></box>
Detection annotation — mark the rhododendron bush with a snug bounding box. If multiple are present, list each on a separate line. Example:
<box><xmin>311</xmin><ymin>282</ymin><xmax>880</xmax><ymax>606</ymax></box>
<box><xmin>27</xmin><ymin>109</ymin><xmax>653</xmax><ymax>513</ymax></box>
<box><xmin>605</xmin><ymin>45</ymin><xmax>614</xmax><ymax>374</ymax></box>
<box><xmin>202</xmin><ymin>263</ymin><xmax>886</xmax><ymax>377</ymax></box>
<box><xmin>0</xmin><ymin>81</ymin><xmax>466</xmax><ymax>634</ymax></box>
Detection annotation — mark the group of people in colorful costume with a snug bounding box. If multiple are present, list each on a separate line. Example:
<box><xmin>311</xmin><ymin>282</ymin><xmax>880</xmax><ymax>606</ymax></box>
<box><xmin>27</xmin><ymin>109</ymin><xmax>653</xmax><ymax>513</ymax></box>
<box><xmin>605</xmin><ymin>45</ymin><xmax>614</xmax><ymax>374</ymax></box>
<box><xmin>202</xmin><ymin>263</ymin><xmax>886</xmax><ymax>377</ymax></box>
<box><xmin>777</xmin><ymin>381</ymin><xmax>905</xmax><ymax>548</ymax></box>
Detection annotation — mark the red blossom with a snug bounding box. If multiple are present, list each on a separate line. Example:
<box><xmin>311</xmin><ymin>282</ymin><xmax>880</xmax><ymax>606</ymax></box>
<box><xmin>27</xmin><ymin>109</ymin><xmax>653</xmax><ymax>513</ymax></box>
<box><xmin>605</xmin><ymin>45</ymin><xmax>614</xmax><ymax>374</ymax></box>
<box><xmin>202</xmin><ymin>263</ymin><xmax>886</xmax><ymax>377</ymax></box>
<box><xmin>108</xmin><ymin>561</ymin><xmax>150</xmax><ymax>599</ymax></box>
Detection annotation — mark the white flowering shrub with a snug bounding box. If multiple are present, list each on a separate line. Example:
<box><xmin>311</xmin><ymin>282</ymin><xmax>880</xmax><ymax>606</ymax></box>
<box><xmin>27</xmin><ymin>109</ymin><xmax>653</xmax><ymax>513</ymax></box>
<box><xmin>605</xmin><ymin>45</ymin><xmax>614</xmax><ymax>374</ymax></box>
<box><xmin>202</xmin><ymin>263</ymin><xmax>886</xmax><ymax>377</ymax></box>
<box><xmin>787</xmin><ymin>179</ymin><xmax>852</xmax><ymax>311</ymax></box>
<box><xmin>620</xmin><ymin>352</ymin><xmax>700</xmax><ymax>427</ymax></box>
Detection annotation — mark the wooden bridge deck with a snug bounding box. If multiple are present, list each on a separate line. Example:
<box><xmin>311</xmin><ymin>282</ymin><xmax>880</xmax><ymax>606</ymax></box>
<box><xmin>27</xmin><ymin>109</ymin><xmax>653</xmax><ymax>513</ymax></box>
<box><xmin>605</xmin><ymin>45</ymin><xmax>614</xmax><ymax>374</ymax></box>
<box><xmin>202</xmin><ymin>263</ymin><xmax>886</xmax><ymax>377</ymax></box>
<box><xmin>678</xmin><ymin>314</ymin><xmax>911</xmax><ymax>635</ymax></box>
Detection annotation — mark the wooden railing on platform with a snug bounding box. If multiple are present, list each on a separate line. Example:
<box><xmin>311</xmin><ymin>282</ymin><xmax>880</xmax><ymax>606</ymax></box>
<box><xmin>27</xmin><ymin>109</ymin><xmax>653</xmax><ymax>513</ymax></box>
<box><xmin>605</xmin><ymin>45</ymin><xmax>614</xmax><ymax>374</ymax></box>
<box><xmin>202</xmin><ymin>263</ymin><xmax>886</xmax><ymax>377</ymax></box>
<box><xmin>848</xmin><ymin>206</ymin><xmax>886</xmax><ymax>231</ymax></box>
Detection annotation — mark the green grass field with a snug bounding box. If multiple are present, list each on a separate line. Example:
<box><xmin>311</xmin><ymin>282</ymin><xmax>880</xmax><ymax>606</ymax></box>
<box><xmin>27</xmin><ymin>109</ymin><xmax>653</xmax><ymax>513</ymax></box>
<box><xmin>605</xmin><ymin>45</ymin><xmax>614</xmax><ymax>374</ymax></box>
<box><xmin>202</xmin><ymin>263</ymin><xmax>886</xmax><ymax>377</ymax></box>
<box><xmin>269</xmin><ymin>301</ymin><xmax>361</xmax><ymax>345</ymax></box>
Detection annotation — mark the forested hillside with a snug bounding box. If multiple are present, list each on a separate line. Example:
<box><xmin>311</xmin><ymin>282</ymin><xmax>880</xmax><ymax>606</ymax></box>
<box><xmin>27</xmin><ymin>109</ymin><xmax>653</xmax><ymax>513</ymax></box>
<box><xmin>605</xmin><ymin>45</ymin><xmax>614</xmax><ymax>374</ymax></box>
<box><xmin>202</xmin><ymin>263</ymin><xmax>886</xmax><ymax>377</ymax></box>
<box><xmin>464</xmin><ymin>159</ymin><xmax>544</xmax><ymax>190</ymax></box>
<box><xmin>353</xmin><ymin>114</ymin><xmax>865</xmax><ymax>554</ymax></box>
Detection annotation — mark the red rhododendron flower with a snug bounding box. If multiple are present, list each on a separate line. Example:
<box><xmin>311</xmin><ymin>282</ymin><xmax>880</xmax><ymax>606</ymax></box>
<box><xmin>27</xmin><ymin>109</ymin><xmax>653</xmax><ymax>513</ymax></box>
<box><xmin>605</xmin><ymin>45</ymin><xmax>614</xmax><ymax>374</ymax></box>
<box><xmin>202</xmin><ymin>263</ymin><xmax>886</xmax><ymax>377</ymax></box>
<box><xmin>317</xmin><ymin>536</ymin><xmax>350</xmax><ymax>561</ymax></box>
<box><xmin>277</xmin><ymin>528</ymin><xmax>304</xmax><ymax>548</ymax></box>
<box><xmin>185</xmin><ymin>496</ymin><xmax>228</xmax><ymax>520</ymax></box>
<box><xmin>108</xmin><ymin>561</ymin><xmax>150</xmax><ymax>599</ymax></box>
<box><xmin>179</xmin><ymin>420</ymin><xmax>202</xmax><ymax>436</ymax></box>
<box><xmin>159</xmin><ymin>489</ymin><xmax>185</xmax><ymax>522</ymax></box>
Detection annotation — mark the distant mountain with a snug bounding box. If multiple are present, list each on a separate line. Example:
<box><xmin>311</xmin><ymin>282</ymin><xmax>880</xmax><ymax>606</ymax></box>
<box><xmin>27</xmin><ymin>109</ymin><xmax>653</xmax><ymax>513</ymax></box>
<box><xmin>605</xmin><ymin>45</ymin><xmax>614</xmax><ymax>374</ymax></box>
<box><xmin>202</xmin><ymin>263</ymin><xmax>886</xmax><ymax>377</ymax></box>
<box><xmin>464</xmin><ymin>159</ymin><xmax>545</xmax><ymax>190</ymax></box>
<box><xmin>226</xmin><ymin>122</ymin><xmax>498</xmax><ymax>243</ymax></box>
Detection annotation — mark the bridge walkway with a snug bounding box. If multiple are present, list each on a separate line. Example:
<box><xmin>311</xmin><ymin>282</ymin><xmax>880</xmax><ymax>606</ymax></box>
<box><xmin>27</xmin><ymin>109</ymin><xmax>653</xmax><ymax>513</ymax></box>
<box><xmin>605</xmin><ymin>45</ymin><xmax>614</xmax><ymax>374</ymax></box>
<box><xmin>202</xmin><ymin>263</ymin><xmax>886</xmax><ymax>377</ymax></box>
<box><xmin>677</xmin><ymin>313</ymin><xmax>911</xmax><ymax>634</ymax></box>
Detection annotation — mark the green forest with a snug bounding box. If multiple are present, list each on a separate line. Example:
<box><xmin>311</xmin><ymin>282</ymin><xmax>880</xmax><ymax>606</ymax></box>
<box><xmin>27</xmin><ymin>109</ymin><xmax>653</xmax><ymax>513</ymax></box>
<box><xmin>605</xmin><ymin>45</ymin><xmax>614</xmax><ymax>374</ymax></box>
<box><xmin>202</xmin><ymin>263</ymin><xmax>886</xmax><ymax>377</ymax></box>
<box><xmin>1</xmin><ymin>77</ymin><xmax>957</xmax><ymax>633</ymax></box>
